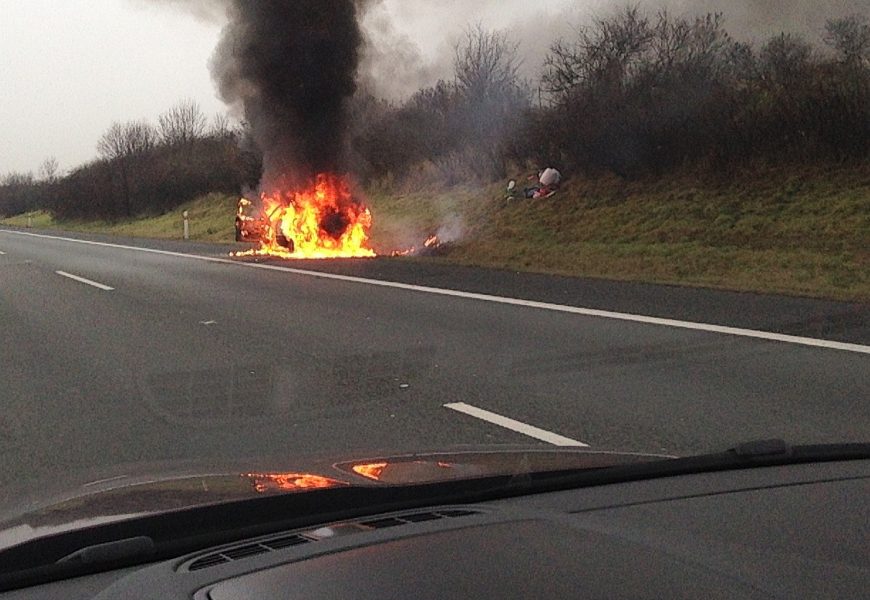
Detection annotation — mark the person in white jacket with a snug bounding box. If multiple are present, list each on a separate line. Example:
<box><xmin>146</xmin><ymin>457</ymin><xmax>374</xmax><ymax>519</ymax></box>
<box><xmin>533</xmin><ymin>168</ymin><xmax>562</xmax><ymax>199</ymax></box>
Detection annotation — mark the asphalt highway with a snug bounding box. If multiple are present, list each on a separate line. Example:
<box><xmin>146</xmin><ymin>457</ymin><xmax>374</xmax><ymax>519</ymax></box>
<box><xmin>1</xmin><ymin>227</ymin><xmax>868</xmax><ymax>515</ymax></box>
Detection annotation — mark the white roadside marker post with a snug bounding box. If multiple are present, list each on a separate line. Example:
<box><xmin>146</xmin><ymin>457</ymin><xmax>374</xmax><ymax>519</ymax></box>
<box><xmin>183</xmin><ymin>210</ymin><xmax>190</xmax><ymax>240</ymax></box>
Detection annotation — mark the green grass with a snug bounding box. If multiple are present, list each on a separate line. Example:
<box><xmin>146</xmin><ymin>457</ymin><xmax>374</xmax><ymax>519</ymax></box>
<box><xmin>3</xmin><ymin>165</ymin><xmax>868</xmax><ymax>301</ymax></box>
<box><xmin>2</xmin><ymin>193</ymin><xmax>238</xmax><ymax>243</ymax></box>
<box><xmin>365</xmin><ymin>164</ymin><xmax>870</xmax><ymax>302</ymax></box>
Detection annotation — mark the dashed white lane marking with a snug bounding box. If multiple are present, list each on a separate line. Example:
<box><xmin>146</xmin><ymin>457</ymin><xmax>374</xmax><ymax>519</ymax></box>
<box><xmin>56</xmin><ymin>270</ymin><xmax>115</xmax><ymax>291</ymax></box>
<box><xmin>445</xmin><ymin>402</ymin><xmax>589</xmax><ymax>447</ymax></box>
<box><xmin>3</xmin><ymin>230</ymin><xmax>869</xmax><ymax>356</ymax></box>
<box><xmin>0</xmin><ymin>250</ymin><xmax>6</xmax><ymax>255</ymax></box>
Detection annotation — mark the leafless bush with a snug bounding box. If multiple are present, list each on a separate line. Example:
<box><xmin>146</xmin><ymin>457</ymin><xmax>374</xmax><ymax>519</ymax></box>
<box><xmin>824</xmin><ymin>14</ymin><xmax>870</xmax><ymax>66</ymax></box>
<box><xmin>354</xmin><ymin>26</ymin><xmax>529</xmax><ymax>184</ymax></box>
<box><xmin>38</xmin><ymin>157</ymin><xmax>60</xmax><ymax>183</ymax></box>
<box><xmin>97</xmin><ymin>120</ymin><xmax>157</xmax><ymax>161</ymax></box>
<box><xmin>454</xmin><ymin>24</ymin><xmax>522</xmax><ymax>103</ymax></box>
<box><xmin>533</xmin><ymin>6</ymin><xmax>869</xmax><ymax>176</ymax></box>
<box><xmin>210</xmin><ymin>113</ymin><xmax>235</xmax><ymax>141</ymax></box>
<box><xmin>759</xmin><ymin>33</ymin><xmax>814</xmax><ymax>85</ymax></box>
<box><xmin>0</xmin><ymin>171</ymin><xmax>37</xmax><ymax>216</ymax></box>
<box><xmin>543</xmin><ymin>6</ymin><xmax>653</xmax><ymax>98</ymax></box>
<box><xmin>158</xmin><ymin>100</ymin><xmax>208</xmax><ymax>147</ymax></box>
<box><xmin>96</xmin><ymin>120</ymin><xmax>157</xmax><ymax>216</ymax></box>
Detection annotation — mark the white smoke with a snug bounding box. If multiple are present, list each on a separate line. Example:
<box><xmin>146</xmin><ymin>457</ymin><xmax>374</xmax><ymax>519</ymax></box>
<box><xmin>434</xmin><ymin>213</ymin><xmax>466</xmax><ymax>244</ymax></box>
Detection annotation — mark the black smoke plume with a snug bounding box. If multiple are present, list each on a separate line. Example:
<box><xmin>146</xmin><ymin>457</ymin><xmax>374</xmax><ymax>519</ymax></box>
<box><xmin>211</xmin><ymin>0</ymin><xmax>366</xmax><ymax>188</ymax></box>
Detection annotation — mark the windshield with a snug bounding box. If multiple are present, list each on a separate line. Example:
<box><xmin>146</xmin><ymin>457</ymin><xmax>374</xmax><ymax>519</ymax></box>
<box><xmin>0</xmin><ymin>0</ymin><xmax>868</xmax><ymax>553</ymax></box>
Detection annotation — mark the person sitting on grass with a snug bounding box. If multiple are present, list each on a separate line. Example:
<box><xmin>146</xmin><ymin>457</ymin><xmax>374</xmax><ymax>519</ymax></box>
<box><xmin>509</xmin><ymin>168</ymin><xmax>562</xmax><ymax>200</ymax></box>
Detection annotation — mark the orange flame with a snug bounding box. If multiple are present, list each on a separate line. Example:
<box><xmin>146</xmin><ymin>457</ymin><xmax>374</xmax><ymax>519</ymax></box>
<box><xmin>390</xmin><ymin>235</ymin><xmax>442</xmax><ymax>257</ymax></box>
<box><xmin>234</xmin><ymin>174</ymin><xmax>376</xmax><ymax>260</ymax></box>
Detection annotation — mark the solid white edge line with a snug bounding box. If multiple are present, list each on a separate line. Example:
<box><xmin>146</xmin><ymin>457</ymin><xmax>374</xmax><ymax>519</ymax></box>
<box><xmin>56</xmin><ymin>270</ymin><xmax>115</xmax><ymax>291</ymax></box>
<box><xmin>3</xmin><ymin>229</ymin><xmax>868</xmax><ymax>355</ymax></box>
<box><xmin>445</xmin><ymin>402</ymin><xmax>588</xmax><ymax>447</ymax></box>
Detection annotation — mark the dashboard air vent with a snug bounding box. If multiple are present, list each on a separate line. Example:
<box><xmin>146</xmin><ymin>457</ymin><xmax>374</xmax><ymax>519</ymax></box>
<box><xmin>184</xmin><ymin>508</ymin><xmax>481</xmax><ymax>572</ymax></box>
<box><xmin>188</xmin><ymin>554</ymin><xmax>231</xmax><ymax>572</ymax></box>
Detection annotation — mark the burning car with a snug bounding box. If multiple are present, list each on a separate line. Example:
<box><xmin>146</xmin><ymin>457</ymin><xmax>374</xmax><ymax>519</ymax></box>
<box><xmin>234</xmin><ymin>198</ymin><xmax>296</xmax><ymax>252</ymax></box>
<box><xmin>233</xmin><ymin>175</ymin><xmax>375</xmax><ymax>260</ymax></box>
<box><xmin>234</xmin><ymin>199</ymin><xmax>269</xmax><ymax>244</ymax></box>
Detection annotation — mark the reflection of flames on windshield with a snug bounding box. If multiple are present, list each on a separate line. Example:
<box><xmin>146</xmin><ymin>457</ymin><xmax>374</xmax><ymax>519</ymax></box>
<box><xmin>350</xmin><ymin>461</ymin><xmax>455</xmax><ymax>482</ymax></box>
<box><xmin>244</xmin><ymin>472</ymin><xmax>346</xmax><ymax>493</ymax></box>
<box><xmin>233</xmin><ymin>174</ymin><xmax>376</xmax><ymax>260</ymax></box>
<box><xmin>352</xmin><ymin>463</ymin><xmax>389</xmax><ymax>481</ymax></box>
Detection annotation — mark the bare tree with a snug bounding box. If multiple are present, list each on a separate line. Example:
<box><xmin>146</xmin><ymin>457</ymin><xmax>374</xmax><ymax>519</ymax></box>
<box><xmin>97</xmin><ymin>121</ymin><xmax>156</xmax><ymax>160</ymax></box>
<box><xmin>129</xmin><ymin>121</ymin><xmax>157</xmax><ymax>153</ymax></box>
<box><xmin>97</xmin><ymin>120</ymin><xmax>156</xmax><ymax>216</ymax></box>
<box><xmin>647</xmin><ymin>12</ymin><xmax>734</xmax><ymax>81</ymax></box>
<box><xmin>97</xmin><ymin>122</ymin><xmax>126</xmax><ymax>162</ymax></box>
<box><xmin>210</xmin><ymin>112</ymin><xmax>235</xmax><ymax>140</ymax></box>
<box><xmin>760</xmin><ymin>33</ymin><xmax>814</xmax><ymax>85</ymax></box>
<box><xmin>824</xmin><ymin>15</ymin><xmax>870</xmax><ymax>66</ymax></box>
<box><xmin>39</xmin><ymin>156</ymin><xmax>60</xmax><ymax>183</ymax></box>
<box><xmin>454</xmin><ymin>25</ymin><xmax>522</xmax><ymax>102</ymax></box>
<box><xmin>544</xmin><ymin>6</ymin><xmax>654</xmax><ymax>97</ymax></box>
<box><xmin>158</xmin><ymin>99</ymin><xmax>207</xmax><ymax>147</ymax></box>
<box><xmin>451</xmin><ymin>25</ymin><xmax>528</xmax><ymax>178</ymax></box>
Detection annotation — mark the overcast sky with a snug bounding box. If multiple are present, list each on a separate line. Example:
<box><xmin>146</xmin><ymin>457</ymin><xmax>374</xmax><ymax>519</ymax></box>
<box><xmin>1</xmin><ymin>0</ymin><xmax>573</xmax><ymax>175</ymax></box>
<box><xmin>2</xmin><ymin>0</ymin><xmax>864</xmax><ymax>175</ymax></box>
<box><xmin>1</xmin><ymin>0</ymin><xmax>224</xmax><ymax>175</ymax></box>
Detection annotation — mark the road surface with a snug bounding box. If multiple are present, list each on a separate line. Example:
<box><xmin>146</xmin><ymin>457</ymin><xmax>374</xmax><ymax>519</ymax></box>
<box><xmin>1</xmin><ymin>227</ymin><xmax>868</xmax><ymax>515</ymax></box>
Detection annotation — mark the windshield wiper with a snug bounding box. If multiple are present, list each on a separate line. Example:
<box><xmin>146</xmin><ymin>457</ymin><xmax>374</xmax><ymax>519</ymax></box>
<box><xmin>1</xmin><ymin>440</ymin><xmax>867</xmax><ymax>592</ymax></box>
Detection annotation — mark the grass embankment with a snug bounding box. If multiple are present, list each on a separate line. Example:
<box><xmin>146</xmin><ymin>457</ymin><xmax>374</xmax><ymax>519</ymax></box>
<box><xmin>365</xmin><ymin>164</ymin><xmax>870</xmax><ymax>302</ymax></box>
<box><xmin>3</xmin><ymin>165</ymin><xmax>868</xmax><ymax>301</ymax></box>
<box><xmin>2</xmin><ymin>193</ymin><xmax>238</xmax><ymax>243</ymax></box>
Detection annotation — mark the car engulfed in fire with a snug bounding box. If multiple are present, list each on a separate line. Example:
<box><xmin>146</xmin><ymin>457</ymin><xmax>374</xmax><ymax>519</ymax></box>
<box><xmin>232</xmin><ymin>174</ymin><xmax>375</xmax><ymax>260</ymax></box>
<box><xmin>234</xmin><ymin>199</ymin><xmax>268</xmax><ymax>244</ymax></box>
<box><xmin>234</xmin><ymin>198</ymin><xmax>296</xmax><ymax>252</ymax></box>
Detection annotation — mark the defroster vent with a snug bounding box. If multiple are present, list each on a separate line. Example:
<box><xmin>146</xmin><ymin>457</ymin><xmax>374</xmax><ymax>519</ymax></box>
<box><xmin>185</xmin><ymin>508</ymin><xmax>481</xmax><ymax>572</ymax></box>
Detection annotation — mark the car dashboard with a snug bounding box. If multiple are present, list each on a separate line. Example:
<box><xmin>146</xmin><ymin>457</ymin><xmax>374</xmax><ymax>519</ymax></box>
<box><xmin>2</xmin><ymin>458</ymin><xmax>867</xmax><ymax>599</ymax></box>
